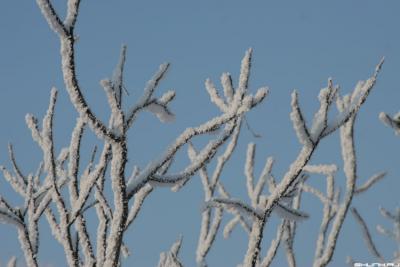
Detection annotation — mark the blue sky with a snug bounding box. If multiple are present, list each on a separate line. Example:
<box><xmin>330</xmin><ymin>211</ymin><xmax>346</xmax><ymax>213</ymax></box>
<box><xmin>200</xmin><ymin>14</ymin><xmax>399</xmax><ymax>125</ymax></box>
<box><xmin>1</xmin><ymin>1</ymin><xmax>400</xmax><ymax>266</ymax></box>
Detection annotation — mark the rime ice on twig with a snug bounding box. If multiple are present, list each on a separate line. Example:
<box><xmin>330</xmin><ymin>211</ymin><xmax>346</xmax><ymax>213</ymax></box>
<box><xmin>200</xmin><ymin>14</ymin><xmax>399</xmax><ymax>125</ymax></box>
<box><xmin>274</xmin><ymin>202</ymin><xmax>309</xmax><ymax>222</ymax></box>
<box><xmin>125</xmin><ymin>63</ymin><xmax>171</xmax><ymax>128</ymax></box>
<box><xmin>259</xmin><ymin>221</ymin><xmax>285</xmax><ymax>267</ymax></box>
<box><xmin>312</xmin><ymin>64</ymin><xmax>384</xmax><ymax>266</ymax></box>
<box><xmin>290</xmin><ymin>91</ymin><xmax>312</xmax><ymax>146</ymax></box>
<box><xmin>112</xmin><ymin>45</ymin><xmax>127</xmax><ymax>107</ymax></box>
<box><xmin>379</xmin><ymin>111</ymin><xmax>400</xmax><ymax>135</ymax></box>
<box><xmin>354</xmin><ymin>172</ymin><xmax>386</xmax><ymax>195</ymax></box>
<box><xmin>6</xmin><ymin>256</ymin><xmax>17</xmax><ymax>267</ymax></box>
<box><xmin>64</xmin><ymin>0</ymin><xmax>80</xmax><ymax>30</ymax></box>
<box><xmin>157</xmin><ymin>236</ymin><xmax>184</xmax><ymax>267</ymax></box>
<box><xmin>322</xmin><ymin>58</ymin><xmax>384</xmax><ymax>138</ymax></box>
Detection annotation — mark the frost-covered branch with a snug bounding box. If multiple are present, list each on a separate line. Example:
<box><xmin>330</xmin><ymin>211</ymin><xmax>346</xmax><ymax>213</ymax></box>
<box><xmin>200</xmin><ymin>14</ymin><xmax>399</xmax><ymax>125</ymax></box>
<box><xmin>67</xmin><ymin>118</ymin><xmax>96</xmax><ymax>266</ymax></box>
<box><xmin>354</xmin><ymin>172</ymin><xmax>386</xmax><ymax>195</ymax></box>
<box><xmin>36</xmin><ymin>0</ymin><xmax>67</xmax><ymax>37</ymax></box>
<box><xmin>351</xmin><ymin>208</ymin><xmax>384</xmax><ymax>262</ymax></box>
<box><xmin>321</xmin><ymin>58</ymin><xmax>384</xmax><ymax>137</ymax></box>
<box><xmin>20</xmin><ymin>12</ymin><xmax>270</xmax><ymax>263</ymax></box>
<box><xmin>351</xmin><ymin>206</ymin><xmax>400</xmax><ymax>263</ymax></box>
<box><xmin>125</xmin><ymin>63</ymin><xmax>172</xmax><ymax>128</ymax></box>
<box><xmin>313</xmin><ymin>174</ymin><xmax>336</xmax><ymax>262</ymax></box>
<box><xmin>379</xmin><ymin>111</ymin><xmax>400</xmax><ymax>135</ymax></box>
<box><xmin>157</xmin><ymin>236</ymin><xmax>184</xmax><ymax>267</ymax></box>
<box><xmin>64</xmin><ymin>0</ymin><xmax>81</xmax><ymax>31</ymax></box>
<box><xmin>313</xmin><ymin>82</ymin><xmax>380</xmax><ymax>267</ymax></box>
<box><xmin>259</xmin><ymin>221</ymin><xmax>285</xmax><ymax>267</ymax></box>
<box><xmin>36</xmin><ymin>0</ymin><xmax>120</xmax><ymax>143</ymax></box>
<box><xmin>8</xmin><ymin>143</ymin><xmax>28</xmax><ymax>186</ymax></box>
<box><xmin>195</xmin><ymin>118</ymin><xmax>242</xmax><ymax>267</ymax></box>
<box><xmin>290</xmin><ymin>91</ymin><xmax>313</xmax><ymax>146</ymax></box>
<box><xmin>206</xmin><ymin>198</ymin><xmax>263</xmax><ymax>221</ymax></box>
<box><xmin>242</xmin><ymin>60</ymin><xmax>382</xmax><ymax>267</ymax></box>
<box><xmin>6</xmin><ymin>256</ymin><xmax>17</xmax><ymax>267</ymax></box>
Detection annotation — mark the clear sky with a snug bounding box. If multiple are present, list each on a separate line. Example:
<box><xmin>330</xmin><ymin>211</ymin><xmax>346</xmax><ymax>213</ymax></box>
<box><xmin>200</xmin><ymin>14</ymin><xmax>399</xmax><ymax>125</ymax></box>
<box><xmin>1</xmin><ymin>1</ymin><xmax>400</xmax><ymax>266</ymax></box>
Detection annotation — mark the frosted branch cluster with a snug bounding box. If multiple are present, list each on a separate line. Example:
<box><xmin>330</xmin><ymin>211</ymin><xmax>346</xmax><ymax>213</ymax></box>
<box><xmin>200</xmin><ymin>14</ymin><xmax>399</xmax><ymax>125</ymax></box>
<box><xmin>0</xmin><ymin>1</ymin><xmax>267</xmax><ymax>266</ymax></box>
<box><xmin>192</xmin><ymin>62</ymin><xmax>384</xmax><ymax>267</ymax></box>
<box><xmin>348</xmin><ymin>114</ymin><xmax>400</xmax><ymax>265</ymax></box>
<box><xmin>0</xmin><ymin>1</ymin><xmax>389</xmax><ymax>267</ymax></box>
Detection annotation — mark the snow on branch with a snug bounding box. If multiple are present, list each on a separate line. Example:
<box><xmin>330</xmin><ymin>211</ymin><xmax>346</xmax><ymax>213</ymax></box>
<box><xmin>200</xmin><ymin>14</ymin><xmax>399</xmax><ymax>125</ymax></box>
<box><xmin>310</xmin><ymin>79</ymin><xmax>338</xmax><ymax>141</ymax></box>
<box><xmin>313</xmin><ymin>81</ymin><xmax>371</xmax><ymax>266</ymax></box>
<box><xmin>290</xmin><ymin>91</ymin><xmax>313</xmax><ymax>146</ymax></box>
<box><xmin>8</xmin><ymin>144</ymin><xmax>27</xmax><ymax>186</ymax></box>
<box><xmin>145</xmin><ymin>121</ymin><xmax>238</xmax><ymax>189</ymax></box>
<box><xmin>6</xmin><ymin>256</ymin><xmax>17</xmax><ymax>267</ymax></box>
<box><xmin>0</xmin><ymin>197</ymin><xmax>19</xmax><ymax>219</ymax></box>
<box><xmin>321</xmin><ymin>58</ymin><xmax>384</xmax><ymax>138</ymax></box>
<box><xmin>25</xmin><ymin>114</ymin><xmax>43</xmax><ymax>147</ymax></box>
<box><xmin>146</xmin><ymin>100</ymin><xmax>175</xmax><ymax>123</ymax></box>
<box><xmin>259</xmin><ymin>221</ymin><xmax>285</xmax><ymax>267</ymax></box>
<box><xmin>36</xmin><ymin>0</ymin><xmax>68</xmax><ymax>36</ymax></box>
<box><xmin>37</xmin><ymin>1</ymin><xmax>121</xmax><ymax>143</ymax></box>
<box><xmin>221</xmin><ymin>72</ymin><xmax>234</xmax><ymax>103</ymax></box>
<box><xmin>274</xmin><ymin>202</ymin><xmax>309</xmax><ymax>222</ymax></box>
<box><xmin>0</xmin><ymin>165</ymin><xmax>26</xmax><ymax>197</ymax></box>
<box><xmin>125</xmin><ymin>184</ymin><xmax>153</xmax><ymax>231</ymax></box>
<box><xmin>301</xmin><ymin>184</ymin><xmax>337</xmax><ymax>210</ymax></box>
<box><xmin>64</xmin><ymin>0</ymin><xmax>81</xmax><ymax>31</ymax></box>
<box><xmin>245</xmin><ymin>143</ymin><xmax>256</xmax><ymax>201</ymax></box>
<box><xmin>125</xmin><ymin>63</ymin><xmax>171</xmax><ymax>128</ymax></box>
<box><xmin>253</xmin><ymin>157</ymin><xmax>274</xmax><ymax>207</ymax></box>
<box><xmin>101</xmin><ymin>79</ymin><xmax>124</xmax><ymax>131</ymax></box>
<box><xmin>112</xmin><ymin>45</ymin><xmax>127</xmax><ymax>108</ymax></box>
<box><xmin>205</xmin><ymin>198</ymin><xmax>263</xmax><ymax>221</ymax></box>
<box><xmin>379</xmin><ymin>111</ymin><xmax>400</xmax><ymax>135</ymax></box>
<box><xmin>195</xmin><ymin>119</ymin><xmax>243</xmax><ymax>267</ymax></box>
<box><xmin>217</xmin><ymin>181</ymin><xmax>252</xmax><ymax>237</ymax></box>
<box><xmin>68</xmin><ymin>117</ymin><xmax>86</xmax><ymax>204</ymax></box>
<box><xmin>239</xmin><ymin>61</ymin><xmax>382</xmax><ymax>267</ymax></box>
<box><xmin>69</xmin><ymin>162</ymin><xmax>109</xmax><ymax>225</ymax></box>
<box><xmin>0</xmin><ymin>208</ymin><xmax>23</xmax><ymax>229</ymax></box>
<box><xmin>303</xmin><ymin>164</ymin><xmax>338</xmax><ymax>176</ymax></box>
<box><xmin>157</xmin><ymin>236</ymin><xmax>184</xmax><ymax>267</ymax></box>
<box><xmin>238</xmin><ymin>48</ymin><xmax>252</xmax><ymax>94</ymax></box>
<box><xmin>354</xmin><ymin>172</ymin><xmax>386</xmax><ymax>195</ymax></box>
<box><xmin>205</xmin><ymin>79</ymin><xmax>228</xmax><ymax>112</ymax></box>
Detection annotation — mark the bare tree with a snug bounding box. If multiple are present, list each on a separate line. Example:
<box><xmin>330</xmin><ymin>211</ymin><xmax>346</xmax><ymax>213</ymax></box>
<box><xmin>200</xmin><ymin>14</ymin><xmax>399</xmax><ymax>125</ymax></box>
<box><xmin>0</xmin><ymin>1</ymin><xmax>387</xmax><ymax>267</ymax></box>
